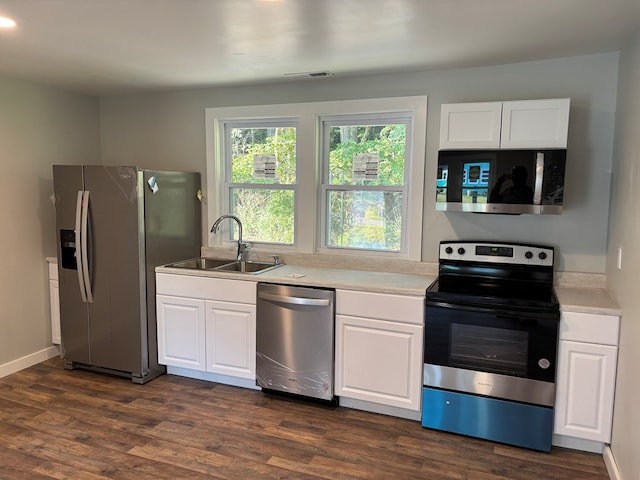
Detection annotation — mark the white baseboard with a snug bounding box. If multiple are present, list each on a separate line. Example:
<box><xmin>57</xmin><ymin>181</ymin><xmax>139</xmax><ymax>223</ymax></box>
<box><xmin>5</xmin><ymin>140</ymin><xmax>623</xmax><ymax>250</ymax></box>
<box><xmin>0</xmin><ymin>346</ymin><xmax>60</xmax><ymax>379</ymax></box>
<box><xmin>603</xmin><ymin>445</ymin><xmax>622</xmax><ymax>480</ymax></box>
<box><xmin>552</xmin><ymin>433</ymin><xmax>604</xmax><ymax>453</ymax></box>
<box><xmin>339</xmin><ymin>396</ymin><xmax>422</xmax><ymax>421</ymax></box>
<box><xmin>166</xmin><ymin>366</ymin><xmax>260</xmax><ymax>390</ymax></box>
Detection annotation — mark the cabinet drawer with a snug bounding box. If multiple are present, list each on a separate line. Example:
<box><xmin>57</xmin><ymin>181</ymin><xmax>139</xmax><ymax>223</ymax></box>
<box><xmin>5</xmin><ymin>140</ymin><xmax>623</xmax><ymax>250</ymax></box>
<box><xmin>336</xmin><ymin>290</ymin><xmax>424</xmax><ymax>325</ymax></box>
<box><xmin>156</xmin><ymin>273</ymin><xmax>256</xmax><ymax>304</ymax></box>
<box><xmin>559</xmin><ymin>312</ymin><xmax>620</xmax><ymax>345</ymax></box>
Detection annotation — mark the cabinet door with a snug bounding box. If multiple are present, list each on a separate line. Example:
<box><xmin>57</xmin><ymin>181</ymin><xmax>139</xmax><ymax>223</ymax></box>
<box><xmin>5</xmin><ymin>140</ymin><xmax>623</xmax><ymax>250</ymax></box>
<box><xmin>335</xmin><ymin>314</ymin><xmax>423</xmax><ymax>411</ymax></box>
<box><xmin>501</xmin><ymin>99</ymin><xmax>570</xmax><ymax>148</ymax></box>
<box><xmin>554</xmin><ymin>340</ymin><xmax>617</xmax><ymax>442</ymax></box>
<box><xmin>156</xmin><ymin>295</ymin><xmax>206</xmax><ymax>370</ymax></box>
<box><xmin>439</xmin><ymin>102</ymin><xmax>502</xmax><ymax>149</ymax></box>
<box><xmin>49</xmin><ymin>279</ymin><xmax>61</xmax><ymax>345</ymax></box>
<box><xmin>205</xmin><ymin>300</ymin><xmax>256</xmax><ymax>380</ymax></box>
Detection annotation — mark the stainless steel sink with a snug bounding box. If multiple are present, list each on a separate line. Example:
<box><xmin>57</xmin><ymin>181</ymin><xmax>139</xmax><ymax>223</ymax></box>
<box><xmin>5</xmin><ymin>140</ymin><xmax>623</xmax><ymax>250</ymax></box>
<box><xmin>214</xmin><ymin>260</ymin><xmax>282</xmax><ymax>274</ymax></box>
<box><xmin>165</xmin><ymin>257</ymin><xmax>282</xmax><ymax>275</ymax></box>
<box><xmin>165</xmin><ymin>257</ymin><xmax>232</xmax><ymax>270</ymax></box>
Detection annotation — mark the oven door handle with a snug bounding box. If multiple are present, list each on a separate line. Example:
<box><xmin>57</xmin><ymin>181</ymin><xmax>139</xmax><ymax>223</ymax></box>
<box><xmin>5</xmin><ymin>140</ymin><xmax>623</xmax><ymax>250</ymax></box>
<box><xmin>427</xmin><ymin>300</ymin><xmax>559</xmax><ymax>322</ymax></box>
<box><xmin>427</xmin><ymin>300</ymin><xmax>498</xmax><ymax>314</ymax></box>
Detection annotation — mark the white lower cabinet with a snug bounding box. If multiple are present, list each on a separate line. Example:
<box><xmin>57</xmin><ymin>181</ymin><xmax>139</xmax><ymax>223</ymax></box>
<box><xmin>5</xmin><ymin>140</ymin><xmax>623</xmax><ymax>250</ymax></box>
<box><xmin>553</xmin><ymin>311</ymin><xmax>620</xmax><ymax>449</ymax></box>
<box><xmin>156</xmin><ymin>273</ymin><xmax>257</xmax><ymax>386</ymax></box>
<box><xmin>157</xmin><ymin>295</ymin><xmax>206</xmax><ymax>370</ymax></box>
<box><xmin>156</xmin><ymin>274</ymin><xmax>426</xmax><ymax>416</ymax></box>
<box><xmin>205</xmin><ymin>300</ymin><xmax>256</xmax><ymax>379</ymax></box>
<box><xmin>47</xmin><ymin>260</ymin><xmax>61</xmax><ymax>345</ymax></box>
<box><xmin>335</xmin><ymin>290</ymin><xmax>424</xmax><ymax>414</ymax></box>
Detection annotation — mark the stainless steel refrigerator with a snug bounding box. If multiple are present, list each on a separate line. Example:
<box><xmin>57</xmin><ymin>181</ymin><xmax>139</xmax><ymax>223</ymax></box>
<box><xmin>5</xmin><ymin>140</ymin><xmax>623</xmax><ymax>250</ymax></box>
<box><xmin>53</xmin><ymin>165</ymin><xmax>202</xmax><ymax>383</ymax></box>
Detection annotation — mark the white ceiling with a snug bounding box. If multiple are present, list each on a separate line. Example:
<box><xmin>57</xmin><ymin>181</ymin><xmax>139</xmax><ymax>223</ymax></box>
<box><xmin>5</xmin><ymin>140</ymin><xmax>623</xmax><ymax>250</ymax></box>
<box><xmin>0</xmin><ymin>0</ymin><xmax>639</xmax><ymax>96</ymax></box>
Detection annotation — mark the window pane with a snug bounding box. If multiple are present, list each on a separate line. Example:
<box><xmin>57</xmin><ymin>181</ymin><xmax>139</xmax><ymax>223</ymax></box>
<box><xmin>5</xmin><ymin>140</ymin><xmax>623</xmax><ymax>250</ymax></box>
<box><xmin>230</xmin><ymin>127</ymin><xmax>296</xmax><ymax>184</ymax></box>
<box><xmin>231</xmin><ymin>188</ymin><xmax>294</xmax><ymax>244</ymax></box>
<box><xmin>326</xmin><ymin>190</ymin><xmax>402</xmax><ymax>251</ymax></box>
<box><xmin>328</xmin><ymin>124</ymin><xmax>406</xmax><ymax>186</ymax></box>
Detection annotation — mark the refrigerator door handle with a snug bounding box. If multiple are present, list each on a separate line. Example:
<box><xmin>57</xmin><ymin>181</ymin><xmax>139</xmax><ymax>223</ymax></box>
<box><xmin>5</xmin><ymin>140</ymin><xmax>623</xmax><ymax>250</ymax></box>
<box><xmin>80</xmin><ymin>190</ymin><xmax>94</xmax><ymax>303</ymax></box>
<box><xmin>75</xmin><ymin>191</ymin><xmax>88</xmax><ymax>303</ymax></box>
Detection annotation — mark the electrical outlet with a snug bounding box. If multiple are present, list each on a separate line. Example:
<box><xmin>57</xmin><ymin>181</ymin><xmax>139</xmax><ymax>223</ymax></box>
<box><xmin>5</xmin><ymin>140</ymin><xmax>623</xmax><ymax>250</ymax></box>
<box><xmin>617</xmin><ymin>247</ymin><xmax>623</xmax><ymax>270</ymax></box>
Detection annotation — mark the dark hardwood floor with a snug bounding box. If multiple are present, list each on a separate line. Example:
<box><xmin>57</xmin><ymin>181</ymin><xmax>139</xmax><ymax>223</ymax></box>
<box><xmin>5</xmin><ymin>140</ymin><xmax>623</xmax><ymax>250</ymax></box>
<box><xmin>0</xmin><ymin>357</ymin><xmax>609</xmax><ymax>480</ymax></box>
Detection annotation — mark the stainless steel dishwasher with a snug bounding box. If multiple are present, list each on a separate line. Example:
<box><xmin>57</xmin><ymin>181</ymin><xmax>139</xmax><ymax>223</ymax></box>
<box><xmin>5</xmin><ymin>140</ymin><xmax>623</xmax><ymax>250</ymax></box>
<box><xmin>256</xmin><ymin>283</ymin><xmax>335</xmax><ymax>402</ymax></box>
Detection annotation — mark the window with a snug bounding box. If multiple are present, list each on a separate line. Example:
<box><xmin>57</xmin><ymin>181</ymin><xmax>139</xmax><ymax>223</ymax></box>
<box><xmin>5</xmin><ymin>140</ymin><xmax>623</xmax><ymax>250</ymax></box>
<box><xmin>223</xmin><ymin>120</ymin><xmax>297</xmax><ymax>244</ymax></box>
<box><xmin>205</xmin><ymin>96</ymin><xmax>426</xmax><ymax>260</ymax></box>
<box><xmin>321</xmin><ymin>114</ymin><xmax>410</xmax><ymax>252</ymax></box>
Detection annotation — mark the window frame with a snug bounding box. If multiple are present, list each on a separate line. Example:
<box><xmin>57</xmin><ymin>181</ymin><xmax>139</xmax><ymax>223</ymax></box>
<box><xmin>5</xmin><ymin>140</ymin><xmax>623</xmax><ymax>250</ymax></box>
<box><xmin>222</xmin><ymin>118</ymin><xmax>299</xmax><ymax>246</ymax></box>
<box><xmin>319</xmin><ymin>112</ymin><xmax>413</xmax><ymax>254</ymax></box>
<box><xmin>204</xmin><ymin>96</ymin><xmax>427</xmax><ymax>260</ymax></box>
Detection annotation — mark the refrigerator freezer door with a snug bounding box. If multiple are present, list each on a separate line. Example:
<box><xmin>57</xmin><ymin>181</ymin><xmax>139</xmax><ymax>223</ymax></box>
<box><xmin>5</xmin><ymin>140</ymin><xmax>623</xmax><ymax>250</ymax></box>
<box><xmin>54</xmin><ymin>165</ymin><xmax>90</xmax><ymax>365</ymax></box>
<box><xmin>83</xmin><ymin>166</ymin><xmax>146</xmax><ymax>375</ymax></box>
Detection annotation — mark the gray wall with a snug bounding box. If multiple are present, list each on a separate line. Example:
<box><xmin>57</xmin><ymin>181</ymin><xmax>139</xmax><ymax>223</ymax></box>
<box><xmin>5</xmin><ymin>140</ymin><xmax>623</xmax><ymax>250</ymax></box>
<box><xmin>100</xmin><ymin>52</ymin><xmax>619</xmax><ymax>272</ymax></box>
<box><xmin>0</xmin><ymin>76</ymin><xmax>100</xmax><ymax>365</ymax></box>
<box><xmin>606</xmin><ymin>30</ymin><xmax>640</xmax><ymax>480</ymax></box>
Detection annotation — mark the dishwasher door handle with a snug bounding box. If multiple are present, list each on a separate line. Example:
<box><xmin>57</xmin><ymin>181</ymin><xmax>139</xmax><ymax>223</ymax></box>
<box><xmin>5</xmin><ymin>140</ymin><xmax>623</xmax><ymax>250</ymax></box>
<box><xmin>258</xmin><ymin>291</ymin><xmax>331</xmax><ymax>307</ymax></box>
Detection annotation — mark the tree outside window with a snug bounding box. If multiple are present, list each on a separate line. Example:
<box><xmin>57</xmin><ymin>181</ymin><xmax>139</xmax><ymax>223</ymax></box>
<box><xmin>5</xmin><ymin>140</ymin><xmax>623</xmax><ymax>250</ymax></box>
<box><xmin>323</xmin><ymin>120</ymin><xmax>408</xmax><ymax>252</ymax></box>
<box><xmin>225</xmin><ymin>124</ymin><xmax>297</xmax><ymax>244</ymax></box>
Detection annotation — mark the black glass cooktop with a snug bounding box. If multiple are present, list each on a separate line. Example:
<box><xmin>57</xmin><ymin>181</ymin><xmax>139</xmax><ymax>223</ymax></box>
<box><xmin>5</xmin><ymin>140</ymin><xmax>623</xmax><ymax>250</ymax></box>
<box><xmin>426</xmin><ymin>278</ymin><xmax>559</xmax><ymax>313</ymax></box>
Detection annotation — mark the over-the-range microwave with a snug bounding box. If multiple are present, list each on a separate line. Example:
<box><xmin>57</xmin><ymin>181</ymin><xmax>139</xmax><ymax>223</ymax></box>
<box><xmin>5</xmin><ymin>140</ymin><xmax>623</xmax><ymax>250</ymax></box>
<box><xmin>436</xmin><ymin>149</ymin><xmax>566</xmax><ymax>214</ymax></box>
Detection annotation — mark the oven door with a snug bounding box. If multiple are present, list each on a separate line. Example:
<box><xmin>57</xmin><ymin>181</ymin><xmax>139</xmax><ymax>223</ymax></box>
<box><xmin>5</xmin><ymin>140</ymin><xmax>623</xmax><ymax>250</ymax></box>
<box><xmin>424</xmin><ymin>301</ymin><xmax>559</xmax><ymax>406</ymax></box>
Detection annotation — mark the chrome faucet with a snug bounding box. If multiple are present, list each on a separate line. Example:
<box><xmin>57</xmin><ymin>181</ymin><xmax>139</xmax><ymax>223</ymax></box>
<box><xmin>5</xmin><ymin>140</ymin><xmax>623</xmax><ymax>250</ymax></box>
<box><xmin>210</xmin><ymin>214</ymin><xmax>249</xmax><ymax>262</ymax></box>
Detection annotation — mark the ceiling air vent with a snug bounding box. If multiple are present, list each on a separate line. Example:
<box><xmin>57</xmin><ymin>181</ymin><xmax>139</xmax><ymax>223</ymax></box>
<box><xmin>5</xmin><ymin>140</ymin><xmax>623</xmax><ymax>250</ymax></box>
<box><xmin>284</xmin><ymin>71</ymin><xmax>334</xmax><ymax>80</ymax></box>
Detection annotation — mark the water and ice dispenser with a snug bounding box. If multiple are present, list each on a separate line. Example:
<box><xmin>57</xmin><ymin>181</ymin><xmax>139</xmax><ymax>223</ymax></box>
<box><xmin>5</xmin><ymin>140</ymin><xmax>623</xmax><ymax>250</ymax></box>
<box><xmin>59</xmin><ymin>229</ymin><xmax>77</xmax><ymax>270</ymax></box>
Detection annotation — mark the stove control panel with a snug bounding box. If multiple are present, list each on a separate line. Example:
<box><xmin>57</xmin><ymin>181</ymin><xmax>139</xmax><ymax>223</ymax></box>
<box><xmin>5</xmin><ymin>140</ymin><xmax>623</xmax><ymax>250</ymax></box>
<box><xmin>440</xmin><ymin>241</ymin><xmax>554</xmax><ymax>267</ymax></box>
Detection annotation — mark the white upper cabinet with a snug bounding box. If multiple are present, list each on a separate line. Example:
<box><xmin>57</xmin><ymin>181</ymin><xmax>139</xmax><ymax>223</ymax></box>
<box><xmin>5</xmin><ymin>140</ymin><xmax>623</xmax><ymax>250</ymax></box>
<box><xmin>501</xmin><ymin>99</ymin><xmax>570</xmax><ymax>149</ymax></box>
<box><xmin>439</xmin><ymin>98</ymin><xmax>570</xmax><ymax>150</ymax></box>
<box><xmin>439</xmin><ymin>102</ymin><xmax>502</xmax><ymax>149</ymax></box>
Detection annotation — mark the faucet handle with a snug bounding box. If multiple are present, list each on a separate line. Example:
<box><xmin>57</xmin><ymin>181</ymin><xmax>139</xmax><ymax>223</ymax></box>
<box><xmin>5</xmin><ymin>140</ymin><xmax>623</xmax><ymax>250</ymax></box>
<box><xmin>269</xmin><ymin>255</ymin><xmax>281</xmax><ymax>265</ymax></box>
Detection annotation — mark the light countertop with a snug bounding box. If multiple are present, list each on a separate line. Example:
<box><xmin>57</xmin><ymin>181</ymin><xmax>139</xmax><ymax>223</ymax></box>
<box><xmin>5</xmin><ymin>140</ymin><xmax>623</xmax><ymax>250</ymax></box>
<box><xmin>256</xmin><ymin>264</ymin><xmax>434</xmax><ymax>296</ymax></box>
<box><xmin>50</xmin><ymin>252</ymin><xmax>622</xmax><ymax>313</ymax></box>
<box><xmin>555</xmin><ymin>286</ymin><xmax>621</xmax><ymax>316</ymax></box>
<box><xmin>156</xmin><ymin>260</ymin><xmax>621</xmax><ymax>315</ymax></box>
<box><xmin>156</xmin><ymin>263</ymin><xmax>434</xmax><ymax>296</ymax></box>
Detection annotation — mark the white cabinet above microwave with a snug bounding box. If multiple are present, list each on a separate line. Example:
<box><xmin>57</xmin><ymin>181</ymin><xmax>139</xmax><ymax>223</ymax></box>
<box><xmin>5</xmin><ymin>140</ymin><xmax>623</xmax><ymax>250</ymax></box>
<box><xmin>439</xmin><ymin>98</ymin><xmax>570</xmax><ymax>150</ymax></box>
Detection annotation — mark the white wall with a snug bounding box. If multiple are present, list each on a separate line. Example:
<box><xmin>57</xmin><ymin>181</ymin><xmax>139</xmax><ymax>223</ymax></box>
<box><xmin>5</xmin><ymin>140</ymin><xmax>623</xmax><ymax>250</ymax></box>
<box><xmin>0</xmin><ymin>75</ymin><xmax>100</xmax><ymax>366</ymax></box>
<box><xmin>606</xmin><ymin>30</ymin><xmax>640</xmax><ymax>480</ymax></box>
<box><xmin>100</xmin><ymin>52</ymin><xmax>619</xmax><ymax>273</ymax></box>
